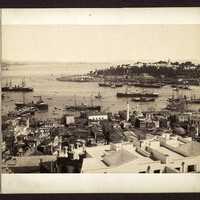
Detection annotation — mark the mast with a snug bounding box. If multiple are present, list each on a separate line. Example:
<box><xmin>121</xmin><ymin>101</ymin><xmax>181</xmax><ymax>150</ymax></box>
<box><xmin>9</xmin><ymin>80</ymin><xmax>12</xmax><ymax>88</ymax></box>
<box><xmin>74</xmin><ymin>95</ymin><xmax>77</xmax><ymax>107</ymax></box>
<box><xmin>125</xmin><ymin>85</ymin><xmax>128</xmax><ymax>94</ymax></box>
<box><xmin>22</xmin><ymin>78</ymin><xmax>25</xmax><ymax>87</ymax></box>
<box><xmin>22</xmin><ymin>92</ymin><xmax>26</xmax><ymax>104</ymax></box>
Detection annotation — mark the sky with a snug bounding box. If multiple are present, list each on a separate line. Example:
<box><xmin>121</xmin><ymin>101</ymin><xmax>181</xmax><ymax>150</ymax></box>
<box><xmin>2</xmin><ymin>9</ymin><xmax>200</xmax><ymax>63</ymax></box>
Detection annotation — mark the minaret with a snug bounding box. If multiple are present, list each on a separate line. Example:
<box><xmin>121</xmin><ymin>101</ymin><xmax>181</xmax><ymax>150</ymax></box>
<box><xmin>127</xmin><ymin>100</ymin><xmax>130</xmax><ymax>121</ymax></box>
<box><xmin>196</xmin><ymin>125</ymin><xmax>199</xmax><ymax>137</ymax></box>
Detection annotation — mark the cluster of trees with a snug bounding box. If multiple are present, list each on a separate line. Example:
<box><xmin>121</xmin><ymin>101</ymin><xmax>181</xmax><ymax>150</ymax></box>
<box><xmin>90</xmin><ymin>61</ymin><xmax>200</xmax><ymax>78</ymax></box>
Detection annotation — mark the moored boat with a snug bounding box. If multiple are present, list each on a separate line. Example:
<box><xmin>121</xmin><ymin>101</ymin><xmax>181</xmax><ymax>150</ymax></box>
<box><xmin>95</xmin><ymin>91</ymin><xmax>102</xmax><ymax>99</ymax></box>
<box><xmin>132</xmin><ymin>97</ymin><xmax>156</xmax><ymax>102</ymax></box>
<box><xmin>15</xmin><ymin>96</ymin><xmax>48</xmax><ymax>110</ymax></box>
<box><xmin>117</xmin><ymin>91</ymin><xmax>159</xmax><ymax>98</ymax></box>
<box><xmin>2</xmin><ymin>79</ymin><xmax>33</xmax><ymax>92</ymax></box>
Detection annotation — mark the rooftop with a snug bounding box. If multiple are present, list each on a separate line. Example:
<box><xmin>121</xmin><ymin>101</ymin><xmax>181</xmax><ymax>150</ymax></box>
<box><xmin>103</xmin><ymin>149</ymin><xmax>137</xmax><ymax>167</ymax></box>
<box><xmin>177</xmin><ymin>141</ymin><xmax>200</xmax><ymax>157</ymax></box>
<box><xmin>7</xmin><ymin>155</ymin><xmax>56</xmax><ymax>167</ymax></box>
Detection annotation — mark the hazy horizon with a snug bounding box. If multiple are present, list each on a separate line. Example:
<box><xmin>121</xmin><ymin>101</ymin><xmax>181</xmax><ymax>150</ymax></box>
<box><xmin>2</xmin><ymin>24</ymin><xmax>200</xmax><ymax>63</ymax></box>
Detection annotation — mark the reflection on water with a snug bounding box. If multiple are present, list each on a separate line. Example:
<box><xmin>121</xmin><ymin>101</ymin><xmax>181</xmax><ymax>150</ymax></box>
<box><xmin>2</xmin><ymin>64</ymin><xmax>200</xmax><ymax>119</ymax></box>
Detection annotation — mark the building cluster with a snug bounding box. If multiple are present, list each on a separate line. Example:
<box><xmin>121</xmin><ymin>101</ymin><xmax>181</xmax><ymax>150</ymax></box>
<box><xmin>1</xmin><ymin>104</ymin><xmax>200</xmax><ymax>173</ymax></box>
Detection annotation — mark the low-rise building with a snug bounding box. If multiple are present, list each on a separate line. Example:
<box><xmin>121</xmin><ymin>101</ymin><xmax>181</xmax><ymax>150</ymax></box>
<box><xmin>88</xmin><ymin>113</ymin><xmax>108</xmax><ymax>121</ymax></box>
<box><xmin>81</xmin><ymin>133</ymin><xmax>200</xmax><ymax>173</ymax></box>
<box><xmin>65</xmin><ymin>115</ymin><xmax>75</xmax><ymax>125</ymax></box>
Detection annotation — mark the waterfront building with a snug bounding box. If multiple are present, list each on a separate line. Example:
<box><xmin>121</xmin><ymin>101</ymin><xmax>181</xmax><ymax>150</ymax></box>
<box><xmin>88</xmin><ymin>113</ymin><xmax>108</xmax><ymax>121</ymax></box>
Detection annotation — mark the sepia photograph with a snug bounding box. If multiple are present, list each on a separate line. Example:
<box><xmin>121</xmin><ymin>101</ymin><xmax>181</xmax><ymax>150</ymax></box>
<box><xmin>1</xmin><ymin>7</ymin><xmax>200</xmax><ymax>193</ymax></box>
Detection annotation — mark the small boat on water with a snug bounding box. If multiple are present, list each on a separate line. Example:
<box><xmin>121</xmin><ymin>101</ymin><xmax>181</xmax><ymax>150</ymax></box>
<box><xmin>173</xmin><ymin>88</ymin><xmax>179</xmax><ymax>92</ymax></box>
<box><xmin>95</xmin><ymin>91</ymin><xmax>102</xmax><ymax>99</ymax></box>
<box><xmin>98</xmin><ymin>82</ymin><xmax>111</xmax><ymax>87</ymax></box>
<box><xmin>178</xmin><ymin>85</ymin><xmax>191</xmax><ymax>90</ymax></box>
<box><xmin>115</xmin><ymin>83</ymin><xmax>123</xmax><ymax>87</ymax></box>
<box><xmin>132</xmin><ymin>97</ymin><xmax>156</xmax><ymax>102</ymax></box>
<box><xmin>171</xmin><ymin>84</ymin><xmax>191</xmax><ymax>90</ymax></box>
<box><xmin>111</xmin><ymin>84</ymin><xmax>116</xmax><ymax>88</ymax></box>
<box><xmin>165</xmin><ymin>96</ymin><xmax>187</xmax><ymax>111</ymax></box>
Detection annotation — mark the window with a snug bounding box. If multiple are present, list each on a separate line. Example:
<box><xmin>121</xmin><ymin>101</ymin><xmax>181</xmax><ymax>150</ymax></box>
<box><xmin>154</xmin><ymin>169</ymin><xmax>160</xmax><ymax>173</ymax></box>
<box><xmin>187</xmin><ymin>165</ymin><xmax>196</xmax><ymax>172</ymax></box>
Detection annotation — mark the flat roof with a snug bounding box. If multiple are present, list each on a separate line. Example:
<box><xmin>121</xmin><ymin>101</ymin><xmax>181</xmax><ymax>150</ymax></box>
<box><xmin>86</xmin><ymin>143</ymin><xmax>154</xmax><ymax>163</ymax></box>
<box><xmin>157</xmin><ymin>146</ymin><xmax>184</xmax><ymax>159</ymax></box>
<box><xmin>7</xmin><ymin>155</ymin><xmax>56</xmax><ymax>167</ymax></box>
<box><xmin>81</xmin><ymin>158</ymin><xmax>107</xmax><ymax>172</ymax></box>
<box><xmin>177</xmin><ymin>141</ymin><xmax>200</xmax><ymax>157</ymax></box>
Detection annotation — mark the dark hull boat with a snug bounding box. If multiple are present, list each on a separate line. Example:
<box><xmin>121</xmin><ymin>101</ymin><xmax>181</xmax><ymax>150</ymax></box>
<box><xmin>2</xmin><ymin>79</ymin><xmax>33</xmax><ymax>92</ymax></box>
<box><xmin>2</xmin><ymin>87</ymin><xmax>33</xmax><ymax>92</ymax></box>
<box><xmin>117</xmin><ymin>92</ymin><xmax>159</xmax><ymax>98</ymax></box>
<box><xmin>99</xmin><ymin>82</ymin><xmax>123</xmax><ymax>88</ymax></box>
<box><xmin>188</xmin><ymin>99</ymin><xmax>200</xmax><ymax>104</ymax></box>
<box><xmin>15</xmin><ymin>102</ymin><xmax>48</xmax><ymax>110</ymax></box>
<box><xmin>15</xmin><ymin>96</ymin><xmax>48</xmax><ymax>110</ymax></box>
<box><xmin>98</xmin><ymin>83</ymin><xmax>111</xmax><ymax>87</ymax></box>
<box><xmin>132</xmin><ymin>97</ymin><xmax>156</xmax><ymax>102</ymax></box>
<box><xmin>115</xmin><ymin>83</ymin><xmax>123</xmax><ymax>87</ymax></box>
<box><xmin>95</xmin><ymin>91</ymin><xmax>102</xmax><ymax>99</ymax></box>
<box><xmin>171</xmin><ymin>84</ymin><xmax>191</xmax><ymax>90</ymax></box>
<box><xmin>66</xmin><ymin>105</ymin><xmax>101</xmax><ymax>112</ymax></box>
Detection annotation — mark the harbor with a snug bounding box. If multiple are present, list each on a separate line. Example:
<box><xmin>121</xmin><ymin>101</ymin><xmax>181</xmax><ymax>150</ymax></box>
<box><xmin>1</xmin><ymin>62</ymin><xmax>200</xmax><ymax>174</ymax></box>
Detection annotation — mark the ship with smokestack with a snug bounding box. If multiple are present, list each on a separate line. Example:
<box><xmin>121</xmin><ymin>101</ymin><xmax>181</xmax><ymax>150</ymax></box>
<box><xmin>15</xmin><ymin>95</ymin><xmax>48</xmax><ymax>111</ymax></box>
<box><xmin>65</xmin><ymin>95</ymin><xmax>101</xmax><ymax>112</ymax></box>
<box><xmin>116</xmin><ymin>88</ymin><xmax>159</xmax><ymax>98</ymax></box>
<box><xmin>2</xmin><ymin>79</ymin><xmax>33</xmax><ymax>92</ymax></box>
